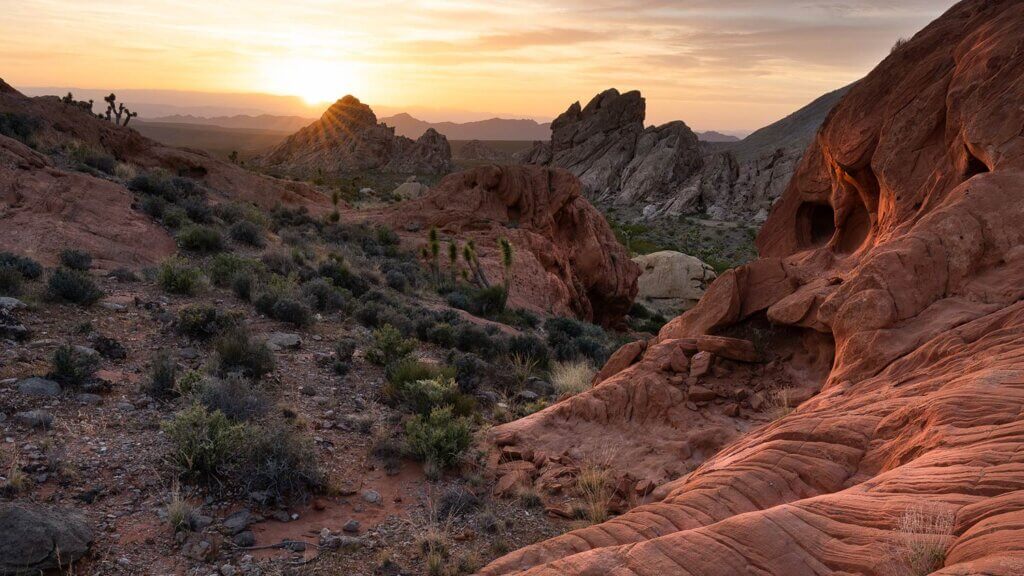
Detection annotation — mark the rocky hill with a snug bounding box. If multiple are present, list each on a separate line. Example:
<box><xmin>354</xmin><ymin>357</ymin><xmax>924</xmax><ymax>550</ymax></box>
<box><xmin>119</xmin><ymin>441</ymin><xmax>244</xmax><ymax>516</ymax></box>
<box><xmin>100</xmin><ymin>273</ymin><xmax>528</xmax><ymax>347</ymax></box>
<box><xmin>261</xmin><ymin>96</ymin><xmax>452</xmax><ymax>178</ymax></box>
<box><xmin>380</xmin><ymin>112</ymin><xmax>551</xmax><ymax>141</ymax></box>
<box><xmin>524</xmin><ymin>86</ymin><xmax>846</xmax><ymax>222</ymax></box>
<box><xmin>481</xmin><ymin>1</ymin><xmax>1024</xmax><ymax>573</ymax></box>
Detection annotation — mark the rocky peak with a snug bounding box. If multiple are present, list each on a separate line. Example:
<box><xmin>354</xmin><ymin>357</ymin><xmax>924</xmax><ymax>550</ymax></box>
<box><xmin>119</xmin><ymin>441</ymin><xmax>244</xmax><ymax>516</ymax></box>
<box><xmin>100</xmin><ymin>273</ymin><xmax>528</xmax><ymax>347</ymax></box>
<box><xmin>319</xmin><ymin>94</ymin><xmax>379</xmax><ymax>132</ymax></box>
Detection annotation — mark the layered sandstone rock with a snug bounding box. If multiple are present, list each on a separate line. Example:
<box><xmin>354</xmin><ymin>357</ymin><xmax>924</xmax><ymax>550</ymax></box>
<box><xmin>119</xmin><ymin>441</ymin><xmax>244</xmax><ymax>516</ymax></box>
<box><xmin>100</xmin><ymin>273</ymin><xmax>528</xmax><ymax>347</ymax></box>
<box><xmin>523</xmin><ymin>89</ymin><xmax>704</xmax><ymax>207</ymax></box>
<box><xmin>261</xmin><ymin>95</ymin><xmax>452</xmax><ymax>177</ymax></box>
<box><xmin>371</xmin><ymin>164</ymin><xmax>639</xmax><ymax>327</ymax></box>
<box><xmin>633</xmin><ymin>250</ymin><xmax>716</xmax><ymax>315</ymax></box>
<box><xmin>483</xmin><ymin>1</ymin><xmax>1024</xmax><ymax>573</ymax></box>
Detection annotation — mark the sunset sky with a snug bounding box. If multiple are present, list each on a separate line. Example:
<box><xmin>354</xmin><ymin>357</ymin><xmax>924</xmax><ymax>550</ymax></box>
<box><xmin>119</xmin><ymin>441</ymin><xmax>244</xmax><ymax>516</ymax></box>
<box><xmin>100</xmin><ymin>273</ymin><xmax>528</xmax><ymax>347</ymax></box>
<box><xmin>2</xmin><ymin>0</ymin><xmax>955</xmax><ymax>132</ymax></box>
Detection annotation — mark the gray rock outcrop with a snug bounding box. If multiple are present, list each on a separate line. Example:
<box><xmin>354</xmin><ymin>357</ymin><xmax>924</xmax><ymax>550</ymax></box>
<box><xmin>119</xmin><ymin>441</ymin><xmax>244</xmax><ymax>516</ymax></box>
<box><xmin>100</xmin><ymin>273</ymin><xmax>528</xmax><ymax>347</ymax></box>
<box><xmin>261</xmin><ymin>95</ymin><xmax>452</xmax><ymax>177</ymax></box>
<box><xmin>632</xmin><ymin>250</ymin><xmax>716</xmax><ymax>314</ymax></box>
<box><xmin>0</xmin><ymin>503</ymin><xmax>93</xmax><ymax>574</ymax></box>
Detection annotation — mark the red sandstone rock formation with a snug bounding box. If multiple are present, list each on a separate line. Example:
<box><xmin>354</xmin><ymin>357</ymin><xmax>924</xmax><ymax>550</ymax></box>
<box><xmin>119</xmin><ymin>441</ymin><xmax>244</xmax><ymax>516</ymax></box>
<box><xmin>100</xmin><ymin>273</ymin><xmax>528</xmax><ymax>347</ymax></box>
<box><xmin>372</xmin><ymin>164</ymin><xmax>639</xmax><ymax>327</ymax></box>
<box><xmin>482</xmin><ymin>1</ymin><xmax>1024</xmax><ymax>573</ymax></box>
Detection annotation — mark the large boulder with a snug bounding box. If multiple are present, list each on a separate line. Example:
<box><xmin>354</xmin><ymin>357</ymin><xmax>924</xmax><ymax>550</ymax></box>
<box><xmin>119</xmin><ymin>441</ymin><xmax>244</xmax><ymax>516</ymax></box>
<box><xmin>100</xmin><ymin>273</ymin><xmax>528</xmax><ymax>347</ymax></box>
<box><xmin>482</xmin><ymin>1</ymin><xmax>1024</xmax><ymax>574</ymax></box>
<box><xmin>371</xmin><ymin>164</ymin><xmax>639</xmax><ymax>327</ymax></box>
<box><xmin>0</xmin><ymin>503</ymin><xmax>93</xmax><ymax>574</ymax></box>
<box><xmin>632</xmin><ymin>250</ymin><xmax>716</xmax><ymax>314</ymax></box>
<box><xmin>261</xmin><ymin>95</ymin><xmax>452</xmax><ymax>177</ymax></box>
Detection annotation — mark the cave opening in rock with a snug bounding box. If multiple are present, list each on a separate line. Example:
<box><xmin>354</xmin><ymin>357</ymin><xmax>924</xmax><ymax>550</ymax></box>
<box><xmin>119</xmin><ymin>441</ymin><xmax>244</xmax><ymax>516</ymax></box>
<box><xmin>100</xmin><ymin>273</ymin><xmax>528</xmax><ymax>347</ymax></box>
<box><xmin>836</xmin><ymin>200</ymin><xmax>871</xmax><ymax>254</ymax></box>
<box><xmin>796</xmin><ymin>202</ymin><xmax>836</xmax><ymax>249</ymax></box>
<box><xmin>964</xmin><ymin>147</ymin><xmax>990</xmax><ymax>180</ymax></box>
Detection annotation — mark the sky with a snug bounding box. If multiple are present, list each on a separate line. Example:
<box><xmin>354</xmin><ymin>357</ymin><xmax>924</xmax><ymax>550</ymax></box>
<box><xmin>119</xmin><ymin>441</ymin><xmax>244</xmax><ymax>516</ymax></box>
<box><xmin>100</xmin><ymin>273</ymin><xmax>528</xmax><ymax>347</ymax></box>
<box><xmin>1</xmin><ymin>0</ymin><xmax>956</xmax><ymax>132</ymax></box>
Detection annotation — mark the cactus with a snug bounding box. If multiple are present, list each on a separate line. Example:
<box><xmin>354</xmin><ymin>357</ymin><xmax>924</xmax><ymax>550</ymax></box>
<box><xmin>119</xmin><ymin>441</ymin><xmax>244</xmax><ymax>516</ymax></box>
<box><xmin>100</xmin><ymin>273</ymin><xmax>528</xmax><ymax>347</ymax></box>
<box><xmin>102</xmin><ymin>93</ymin><xmax>138</xmax><ymax>126</ymax></box>
<box><xmin>462</xmin><ymin>240</ymin><xmax>489</xmax><ymax>288</ymax></box>
<box><xmin>448</xmin><ymin>240</ymin><xmax>458</xmax><ymax>286</ymax></box>
<box><xmin>499</xmin><ymin>237</ymin><xmax>513</xmax><ymax>294</ymax></box>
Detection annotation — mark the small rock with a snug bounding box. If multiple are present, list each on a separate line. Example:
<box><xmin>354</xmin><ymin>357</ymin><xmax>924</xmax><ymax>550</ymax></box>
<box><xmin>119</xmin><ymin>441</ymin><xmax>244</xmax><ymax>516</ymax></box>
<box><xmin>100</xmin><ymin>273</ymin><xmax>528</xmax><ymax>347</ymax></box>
<box><xmin>300</xmin><ymin>385</ymin><xmax>316</xmax><ymax>396</ymax></box>
<box><xmin>690</xmin><ymin>351</ymin><xmax>714</xmax><ymax>378</ymax></box>
<box><xmin>517</xmin><ymin>389</ymin><xmax>539</xmax><ymax>402</ymax></box>
<box><xmin>190</xmin><ymin>514</ymin><xmax>214</xmax><ymax>531</ymax></box>
<box><xmin>281</xmin><ymin>540</ymin><xmax>306</xmax><ymax>552</ymax></box>
<box><xmin>687</xmin><ymin>384</ymin><xmax>717</xmax><ymax>402</ymax></box>
<box><xmin>17</xmin><ymin>377</ymin><xmax>61</xmax><ymax>397</ymax></box>
<box><xmin>223</xmin><ymin>509</ymin><xmax>254</xmax><ymax>535</ymax></box>
<box><xmin>267</xmin><ymin>333</ymin><xmax>302</xmax><ymax>351</ymax></box>
<box><xmin>342</xmin><ymin>519</ymin><xmax>360</xmax><ymax>533</ymax></box>
<box><xmin>0</xmin><ymin>297</ymin><xmax>26</xmax><ymax>310</ymax></box>
<box><xmin>179</xmin><ymin>347</ymin><xmax>200</xmax><ymax>360</ymax></box>
<box><xmin>99</xmin><ymin>302</ymin><xmax>127</xmax><ymax>312</ymax></box>
<box><xmin>76</xmin><ymin>393</ymin><xmax>102</xmax><ymax>405</ymax></box>
<box><xmin>524</xmin><ymin>377</ymin><xmax>554</xmax><ymax>397</ymax></box>
<box><xmin>220</xmin><ymin>564</ymin><xmax>237</xmax><ymax>576</ymax></box>
<box><xmin>15</xmin><ymin>410</ymin><xmax>53</xmax><ymax>429</ymax></box>
<box><xmin>232</xmin><ymin>531</ymin><xmax>255</xmax><ymax>547</ymax></box>
<box><xmin>362</xmin><ymin>489</ymin><xmax>381</xmax><ymax>504</ymax></box>
<box><xmin>268</xmin><ymin>510</ymin><xmax>291</xmax><ymax>523</ymax></box>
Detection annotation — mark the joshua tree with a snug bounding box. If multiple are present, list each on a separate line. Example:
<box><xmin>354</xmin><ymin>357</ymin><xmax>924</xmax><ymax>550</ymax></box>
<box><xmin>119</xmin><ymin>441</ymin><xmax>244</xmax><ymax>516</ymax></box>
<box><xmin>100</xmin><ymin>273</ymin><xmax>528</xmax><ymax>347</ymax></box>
<box><xmin>427</xmin><ymin>227</ymin><xmax>441</xmax><ymax>285</ymax></box>
<box><xmin>499</xmin><ymin>237</ymin><xmax>514</xmax><ymax>295</ymax></box>
<box><xmin>462</xmin><ymin>240</ymin><xmax>489</xmax><ymax>288</ymax></box>
<box><xmin>329</xmin><ymin>189</ymin><xmax>341</xmax><ymax>222</ymax></box>
<box><xmin>61</xmin><ymin>92</ymin><xmax>74</xmax><ymax>105</ymax></box>
<box><xmin>448</xmin><ymin>240</ymin><xmax>458</xmax><ymax>286</ymax></box>
<box><xmin>102</xmin><ymin>93</ymin><xmax>138</xmax><ymax>126</ymax></box>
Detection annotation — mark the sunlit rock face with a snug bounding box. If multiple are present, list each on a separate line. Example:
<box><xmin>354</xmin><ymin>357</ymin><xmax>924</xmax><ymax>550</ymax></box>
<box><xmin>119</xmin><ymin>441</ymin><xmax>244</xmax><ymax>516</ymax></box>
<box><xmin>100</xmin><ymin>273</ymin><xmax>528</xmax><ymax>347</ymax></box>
<box><xmin>261</xmin><ymin>95</ymin><xmax>452</xmax><ymax>177</ymax></box>
<box><xmin>481</xmin><ymin>1</ymin><xmax>1024</xmax><ymax>574</ymax></box>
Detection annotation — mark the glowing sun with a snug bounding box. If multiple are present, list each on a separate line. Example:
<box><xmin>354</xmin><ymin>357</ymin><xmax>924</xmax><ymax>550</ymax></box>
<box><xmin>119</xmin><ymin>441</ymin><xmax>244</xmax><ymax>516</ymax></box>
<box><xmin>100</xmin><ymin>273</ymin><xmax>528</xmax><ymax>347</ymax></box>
<box><xmin>262</xmin><ymin>57</ymin><xmax>364</xmax><ymax>106</ymax></box>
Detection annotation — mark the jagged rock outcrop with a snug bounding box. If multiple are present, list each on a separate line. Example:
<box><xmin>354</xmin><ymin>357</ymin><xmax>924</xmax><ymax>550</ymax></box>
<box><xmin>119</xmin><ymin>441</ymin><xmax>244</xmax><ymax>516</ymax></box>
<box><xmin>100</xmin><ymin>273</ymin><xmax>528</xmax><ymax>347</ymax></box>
<box><xmin>261</xmin><ymin>95</ymin><xmax>452</xmax><ymax>177</ymax></box>
<box><xmin>633</xmin><ymin>250</ymin><xmax>716</xmax><ymax>315</ymax></box>
<box><xmin>370</xmin><ymin>165</ymin><xmax>639</xmax><ymax>327</ymax></box>
<box><xmin>483</xmin><ymin>1</ymin><xmax>1024</xmax><ymax>573</ymax></box>
<box><xmin>525</xmin><ymin>87</ymin><xmax>845</xmax><ymax>222</ymax></box>
<box><xmin>524</xmin><ymin>89</ymin><xmax>704</xmax><ymax>207</ymax></box>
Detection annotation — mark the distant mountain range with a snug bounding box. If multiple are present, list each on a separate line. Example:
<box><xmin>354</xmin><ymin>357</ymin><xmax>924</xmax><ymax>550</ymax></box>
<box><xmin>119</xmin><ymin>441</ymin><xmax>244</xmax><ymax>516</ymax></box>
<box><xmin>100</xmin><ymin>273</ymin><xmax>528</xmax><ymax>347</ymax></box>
<box><xmin>377</xmin><ymin>113</ymin><xmax>551</xmax><ymax>141</ymax></box>
<box><xmin>143</xmin><ymin>114</ymin><xmax>314</xmax><ymax>134</ymax></box>
<box><xmin>696</xmin><ymin>130</ymin><xmax>740</xmax><ymax>143</ymax></box>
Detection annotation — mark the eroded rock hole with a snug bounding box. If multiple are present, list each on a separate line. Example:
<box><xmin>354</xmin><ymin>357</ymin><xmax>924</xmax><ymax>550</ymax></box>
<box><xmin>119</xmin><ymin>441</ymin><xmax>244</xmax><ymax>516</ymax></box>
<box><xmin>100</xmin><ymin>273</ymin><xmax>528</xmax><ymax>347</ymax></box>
<box><xmin>964</xmin><ymin>147</ymin><xmax>990</xmax><ymax>180</ymax></box>
<box><xmin>836</xmin><ymin>200</ymin><xmax>870</xmax><ymax>254</ymax></box>
<box><xmin>797</xmin><ymin>202</ymin><xmax>836</xmax><ymax>248</ymax></box>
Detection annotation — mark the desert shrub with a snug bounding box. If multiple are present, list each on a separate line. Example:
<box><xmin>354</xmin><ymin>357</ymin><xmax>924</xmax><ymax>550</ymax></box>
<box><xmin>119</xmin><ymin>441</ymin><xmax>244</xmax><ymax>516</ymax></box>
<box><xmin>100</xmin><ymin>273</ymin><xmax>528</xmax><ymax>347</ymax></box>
<box><xmin>318</xmin><ymin>260</ymin><xmax>370</xmax><ymax>296</ymax></box>
<box><xmin>139</xmin><ymin>195</ymin><xmax>167</xmax><ymax>219</ymax></box>
<box><xmin>545</xmin><ymin>317</ymin><xmax>612</xmax><ymax>366</ymax></box>
<box><xmin>404</xmin><ymin>407</ymin><xmax>473</xmax><ymax>472</ymax></box>
<box><xmin>885</xmin><ymin>505</ymin><xmax>955</xmax><ymax>576</ymax></box>
<box><xmin>0</xmin><ymin>112</ymin><xmax>40</xmax><ymax>143</ymax></box>
<box><xmin>423</xmin><ymin>322</ymin><xmax>456</xmax><ymax>348</ymax></box>
<box><xmin>146</xmin><ymin>352</ymin><xmax>177</xmax><ymax>399</ymax></box>
<box><xmin>574</xmin><ymin>461</ymin><xmax>613</xmax><ymax>524</ymax></box>
<box><xmin>389</xmin><ymin>374</ymin><xmax>473</xmax><ymax>417</ymax></box>
<box><xmin>451</xmin><ymin>352</ymin><xmax>489</xmax><ymax>394</ymax></box>
<box><xmin>269</xmin><ymin>205</ymin><xmax>316</xmax><ymax>232</ymax></box>
<box><xmin>551</xmin><ymin>359</ymin><xmax>595</xmax><ymax>396</ymax></box>
<box><xmin>49</xmin><ymin>344</ymin><xmax>99</xmax><ymax>387</ymax></box>
<box><xmin>453</xmin><ymin>324</ymin><xmax>503</xmax><ymax>359</ymax></box>
<box><xmin>366</xmin><ymin>324</ymin><xmax>416</xmax><ymax>366</ymax></box>
<box><xmin>231</xmin><ymin>272</ymin><xmax>256</xmax><ymax>301</ymax></box>
<box><xmin>206</xmin><ymin>254</ymin><xmax>262</xmax><ymax>288</ymax></box>
<box><xmin>335</xmin><ymin>337</ymin><xmax>357</xmax><ymax>362</ymax></box>
<box><xmin>157</xmin><ymin>258</ymin><xmax>205</xmax><ymax>295</ymax></box>
<box><xmin>47</xmin><ymin>268</ymin><xmax>102</xmax><ymax>305</ymax></box>
<box><xmin>59</xmin><ymin>249</ymin><xmax>92</xmax><ymax>271</ymax></box>
<box><xmin>445</xmin><ymin>285</ymin><xmax>507</xmax><ymax>318</ymax></box>
<box><xmin>0</xmin><ymin>267</ymin><xmax>21</xmax><ymax>296</ymax></box>
<box><xmin>161</xmin><ymin>207</ymin><xmax>189</xmax><ymax>229</ymax></box>
<box><xmin>178</xmin><ymin>225</ymin><xmax>224</xmax><ymax>253</ymax></box>
<box><xmin>628</xmin><ymin>302</ymin><xmax>667</xmax><ymax>334</ymax></box>
<box><xmin>0</xmin><ymin>252</ymin><xmax>42</xmax><ymax>279</ymax></box>
<box><xmin>177</xmin><ymin>305</ymin><xmax>239</xmax><ymax>339</ymax></box>
<box><xmin>214</xmin><ymin>327</ymin><xmax>275</xmax><ymax>379</ymax></box>
<box><xmin>180</xmin><ymin>196</ymin><xmax>213</xmax><ymax>224</ymax></box>
<box><xmin>162</xmin><ymin>405</ymin><xmax>243</xmax><ymax>481</ymax></box>
<box><xmin>506</xmin><ymin>334</ymin><xmax>550</xmax><ymax>369</ymax></box>
<box><xmin>68</xmin><ymin>143</ymin><xmax>116</xmax><ymax>174</ymax></box>
<box><xmin>300</xmin><ymin>278</ymin><xmax>346</xmax><ymax>312</ymax></box>
<box><xmin>229</xmin><ymin>220</ymin><xmax>264</xmax><ymax>247</ymax></box>
<box><xmin>260</xmin><ymin>249</ymin><xmax>299</xmax><ymax>277</ymax></box>
<box><xmin>240</xmin><ymin>422</ymin><xmax>324</xmax><ymax>502</ymax></box>
<box><xmin>271</xmin><ymin>298</ymin><xmax>313</xmax><ymax>327</ymax></box>
<box><xmin>385</xmin><ymin>269</ymin><xmax>408</xmax><ymax>292</ymax></box>
<box><xmin>200</xmin><ymin>374</ymin><xmax>269</xmax><ymax>421</ymax></box>
<box><xmin>110</xmin><ymin>267</ymin><xmax>139</xmax><ymax>283</ymax></box>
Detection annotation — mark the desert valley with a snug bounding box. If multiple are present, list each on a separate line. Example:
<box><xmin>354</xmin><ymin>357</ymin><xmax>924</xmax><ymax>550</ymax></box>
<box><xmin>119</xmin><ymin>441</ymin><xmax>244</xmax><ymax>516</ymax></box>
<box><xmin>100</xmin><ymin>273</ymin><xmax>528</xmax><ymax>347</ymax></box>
<box><xmin>3</xmin><ymin>1</ymin><xmax>1024</xmax><ymax>575</ymax></box>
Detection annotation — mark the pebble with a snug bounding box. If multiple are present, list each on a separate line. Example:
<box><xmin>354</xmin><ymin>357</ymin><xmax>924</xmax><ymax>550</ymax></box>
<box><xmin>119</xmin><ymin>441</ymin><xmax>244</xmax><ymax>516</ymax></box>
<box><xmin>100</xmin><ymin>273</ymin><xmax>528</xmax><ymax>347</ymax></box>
<box><xmin>17</xmin><ymin>377</ymin><xmax>61</xmax><ymax>397</ymax></box>
<box><xmin>362</xmin><ymin>489</ymin><xmax>381</xmax><ymax>504</ymax></box>
<box><xmin>342</xmin><ymin>519</ymin><xmax>360</xmax><ymax>533</ymax></box>
<box><xmin>100</xmin><ymin>302</ymin><xmax>127</xmax><ymax>312</ymax></box>
<box><xmin>15</xmin><ymin>410</ymin><xmax>53</xmax><ymax>429</ymax></box>
<box><xmin>0</xmin><ymin>296</ymin><xmax>26</xmax><ymax>310</ymax></box>
<box><xmin>219</xmin><ymin>564</ymin><xmax>236</xmax><ymax>576</ymax></box>
<box><xmin>232</xmin><ymin>531</ymin><xmax>255</xmax><ymax>547</ymax></box>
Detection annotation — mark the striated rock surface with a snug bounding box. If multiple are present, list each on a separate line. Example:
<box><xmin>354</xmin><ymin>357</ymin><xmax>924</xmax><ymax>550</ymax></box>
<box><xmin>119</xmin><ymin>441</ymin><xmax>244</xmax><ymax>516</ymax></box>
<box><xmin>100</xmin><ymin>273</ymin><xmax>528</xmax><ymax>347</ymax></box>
<box><xmin>261</xmin><ymin>95</ymin><xmax>452</xmax><ymax>177</ymax></box>
<box><xmin>371</xmin><ymin>164</ymin><xmax>639</xmax><ymax>327</ymax></box>
<box><xmin>524</xmin><ymin>89</ymin><xmax>704</xmax><ymax>208</ymax></box>
<box><xmin>483</xmin><ymin>1</ymin><xmax>1024</xmax><ymax>574</ymax></box>
<box><xmin>633</xmin><ymin>250</ymin><xmax>716</xmax><ymax>315</ymax></box>
<box><xmin>0</xmin><ymin>503</ymin><xmax>93</xmax><ymax>574</ymax></box>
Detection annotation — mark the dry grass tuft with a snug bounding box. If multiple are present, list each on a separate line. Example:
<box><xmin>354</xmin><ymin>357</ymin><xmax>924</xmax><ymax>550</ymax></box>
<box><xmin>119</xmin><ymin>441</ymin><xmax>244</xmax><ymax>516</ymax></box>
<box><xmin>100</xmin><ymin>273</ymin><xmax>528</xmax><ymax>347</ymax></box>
<box><xmin>884</xmin><ymin>504</ymin><xmax>955</xmax><ymax>576</ymax></box>
<box><xmin>551</xmin><ymin>359</ymin><xmax>595</xmax><ymax>397</ymax></box>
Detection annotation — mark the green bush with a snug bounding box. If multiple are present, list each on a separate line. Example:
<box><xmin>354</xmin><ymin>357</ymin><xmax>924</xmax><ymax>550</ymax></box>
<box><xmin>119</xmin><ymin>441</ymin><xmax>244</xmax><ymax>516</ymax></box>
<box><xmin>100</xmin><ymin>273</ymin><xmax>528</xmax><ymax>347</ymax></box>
<box><xmin>318</xmin><ymin>260</ymin><xmax>370</xmax><ymax>296</ymax></box>
<box><xmin>0</xmin><ymin>112</ymin><xmax>40</xmax><ymax>144</ymax></box>
<box><xmin>177</xmin><ymin>305</ymin><xmax>239</xmax><ymax>339</ymax></box>
<box><xmin>207</xmin><ymin>254</ymin><xmax>262</xmax><ymax>288</ymax></box>
<box><xmin>300</xmin><ymin>278</ymin><xmax>346</xmax><ymax>312</ymax></box>
<box><xmin>507</xmin><ymin>334</ymin><xmax>551</xmax><ymax>369</ymax></box>
<box><xmin>140</xmin><ymin>195</ymin><xmax>167</xmax><ymax>219</ymax></box>
<box><xmin>545</xmin><ymin>317</ymin><xmax>613</xmax><ymax>366</ymax></box>
<box><xmin>387</xmin><ymin>373</ymin><xmax>473</xmax><ymax>417</ymax></box>
<box><xmin>47</xmin><ymin>268</ymin><xmax>103</xmax><ymax>305</ymax></box>
<box><xmin>271</xmin><ymin>298</ymin><xmax>313</xmax><ymax>327</ymax></box>
<box><xmin>0</xmin><ymin>252</ymin><xmax>42</xmax><ymax>279</ymax></box>
<box><xmin>178</xmin><ymin>225</ymin><xmax>224</xmax><ymax>253</ymax></box>
<box><xmin>199</xmin><ymin>374</ymin><xmax>269</xmax><ymax>421</ymax></box>
<box><xmin>0</xmin><ymin>266</ymin><xmax>22</xmax><ymax>296</ymax></box>
<box><xmin>163</xmin><ymin>405</ymin><xmax>244</xmax><ymax>481</ymax></box>
<box><xmin>214</xmin><ymin>327</ymin><xmax>275</xmax><ymax>379</ymax></box>
<box><xmin>445</xmin><ymin>285</ymin><xmax>507</xmax><ymax>318</ymax></box>
<box><xmin>162</xmin><ymin>206</ymin><xmax>189</xmax><ymax>229</ymax></box>
<box><xmin>229</xmin><ymin>220</ymin><xmax>265</xmax><ymax>247</ymax></box>
<box><xmin>49</xmin><ymin>344</ymin><xmax>100</xmax><ymax>387</ymax></box>
<box><xmin>366</xmin><ymin>324</ymin><xmax>416</xmax><ymax>366</ymax></box>
<box><xmin>231</xmin><ymin>272</ymin><xmax>255</xmax><ymax>301</ymax></box>
<box><xmin>146</xmin><ymin>352</ymin><xmax>177</xmax><ymax>399</ymax></box>
<box><xmin>180</xmin><ymin>197</ymin><xmax>213</xmax><ymax>224</ymax></box>
<box><xmin>157</xmin><ymin>258</ymin><xmax>205</xmax><ymax>295</ymax></box>
<box><xmin>405</xmin><ymin>407</ymin><xmax>473</xmax><ymax>471</ymax></box>
<box><xmin>59</xmin><ymin>249</ymin><xmax>92</xmax><ymax>271</ymax></box>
